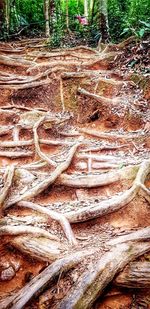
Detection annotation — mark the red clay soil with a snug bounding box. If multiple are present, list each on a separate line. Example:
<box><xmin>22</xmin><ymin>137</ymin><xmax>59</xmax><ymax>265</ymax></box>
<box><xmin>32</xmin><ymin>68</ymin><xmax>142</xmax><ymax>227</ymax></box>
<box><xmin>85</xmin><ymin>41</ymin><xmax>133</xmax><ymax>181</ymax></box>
<box><xmin>0</xmin><ymin>38</ymin><xmax>150</xmax><ymax>309</ymax></box>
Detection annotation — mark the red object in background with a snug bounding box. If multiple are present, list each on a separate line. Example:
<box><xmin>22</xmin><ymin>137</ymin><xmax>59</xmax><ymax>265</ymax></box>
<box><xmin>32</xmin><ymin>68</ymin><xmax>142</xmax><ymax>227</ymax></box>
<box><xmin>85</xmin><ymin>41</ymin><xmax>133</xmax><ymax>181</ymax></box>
<box><xmin>76</xmin><ymin>15</ymin><xmax>88</xmax><ymax>25</ymax></box>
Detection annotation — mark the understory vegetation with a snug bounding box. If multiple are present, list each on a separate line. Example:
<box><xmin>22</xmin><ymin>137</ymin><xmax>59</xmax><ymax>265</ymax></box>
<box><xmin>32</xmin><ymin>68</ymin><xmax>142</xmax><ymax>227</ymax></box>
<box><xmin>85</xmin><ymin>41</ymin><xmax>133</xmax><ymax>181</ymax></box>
<box><xmin>0</xmin><ymin>0</ymin><xmax>150</xmax><ymax>46</ymax></box>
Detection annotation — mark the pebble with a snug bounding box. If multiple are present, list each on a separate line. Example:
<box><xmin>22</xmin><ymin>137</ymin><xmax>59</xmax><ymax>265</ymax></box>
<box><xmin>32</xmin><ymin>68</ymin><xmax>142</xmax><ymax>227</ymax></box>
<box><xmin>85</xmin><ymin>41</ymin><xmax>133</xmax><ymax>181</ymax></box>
<box><xmin>0</xmin><ymin>266</ymin><xmax>16</xmax><ymax>281</ymax></box>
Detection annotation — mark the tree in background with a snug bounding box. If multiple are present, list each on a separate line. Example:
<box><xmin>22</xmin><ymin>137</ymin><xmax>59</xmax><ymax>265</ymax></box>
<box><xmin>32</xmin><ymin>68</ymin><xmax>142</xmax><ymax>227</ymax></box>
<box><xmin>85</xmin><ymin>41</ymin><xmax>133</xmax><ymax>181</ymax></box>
<box><xmin>99</xmin><ymin>0</ymin><xmax>110</xmax><ymax>42</ymax></box>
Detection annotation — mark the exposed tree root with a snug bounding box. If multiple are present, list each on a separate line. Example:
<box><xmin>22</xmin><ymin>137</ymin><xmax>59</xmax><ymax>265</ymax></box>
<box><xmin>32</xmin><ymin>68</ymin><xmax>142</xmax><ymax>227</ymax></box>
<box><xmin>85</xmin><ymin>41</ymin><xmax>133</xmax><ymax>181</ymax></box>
<box><xmin>33</xmin><ymin>116</ymin><xmax>57</xmax><ymax>167</ymax></box>
<box><xmin>0</xmin><ymin>79</ymin><xmax>51</xmax><ymax>90</ymax></box>
<box><xmin>0</xmin><ymin>138</ymin><xmax>75</xmax><ymax>148</ymax></box>
<box><xmin>0</xmin><ymin>55</ymin><xmax>35</xmax><ymax>67</ymax></box>
<box><xmin>78</xmin><ymin>87</ymin><xmax>122</xmax><ymax>106</ymax></box>
<box><xmin>0</xmin><ymin>250</ymin><xmax>94</xmax><ymax>309</ymax></box>
<box><xmin>0</xmin><ymin>165</ymin><xmax>15</xmax><ymax>206</ymax></box>
<box><xmin>0</xmin><ymin>150</ymin><xmax>33</xmax><ymax>158</ymax></box>
<box><xmin>63</xmin><ymin>159</ymin><xmax>150</xmax><ymax>222</ymax></box>
<box><xmin>0</xmin><ymin>126</ymin><xmax>14</xmax><ymax>136</ymax></box>
<box><xmin>17</xmin><ymin>201</ymin><xmax>77</xmax><ymax>245</ymax></box>
<box><xmin>0</xmin><ymin>223</ymin><xmax>59</xmax><ymax>241</ymax></box>
<box><xmin>5</xmin><ymin>140</ymin><xmax>82</xmax><ymax>206</ymax></box>
<box><xmin>10</xmin><ymin>236</ymin><xmax>65</xmax><ymax>262</ymax></box>
<box><xmin>79</xmin><ymin>128</ymin><xmax>149</xmax><ymax>140</ymax></box>
<box><xmin>59</xmin><ymin>242</ymin><xmax>150</xmax><ymax>309</ymax></box>
<box><xmin>115</xmin><ymin>261</ymin><xmax>150</xmax><ymax>288</ymax></box>
<box><xmin>107</xmin><ymin>227</ymin><xmax>150</xmax><ymax>246</ymax></box>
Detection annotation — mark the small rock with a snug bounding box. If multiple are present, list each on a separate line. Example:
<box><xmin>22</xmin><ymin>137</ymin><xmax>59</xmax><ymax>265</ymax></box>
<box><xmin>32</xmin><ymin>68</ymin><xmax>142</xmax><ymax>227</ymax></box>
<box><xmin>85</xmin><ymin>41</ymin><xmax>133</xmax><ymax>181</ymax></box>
<box><xmin>0</xmin><ymin>266</ymin><xmax>16</xmax><ymax>281</ymax></box>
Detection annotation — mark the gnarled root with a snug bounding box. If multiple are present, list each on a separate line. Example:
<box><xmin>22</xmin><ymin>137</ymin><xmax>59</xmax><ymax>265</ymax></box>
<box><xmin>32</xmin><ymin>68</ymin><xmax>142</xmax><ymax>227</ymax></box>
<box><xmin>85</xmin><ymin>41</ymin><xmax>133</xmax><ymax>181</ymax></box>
<box><xmin>0</xmin><ymin>249</ymin><xmax>94</xmax><ymax>309</ymax></box>
<box><xmin>5</xmin><ymin>140</ymin><xmax>82</xmax><ymax>206</ymax></box>
<box><xmin>64</xmin><ymin>159</ymin><xmax>150</xmax><ymax>222</ymax></box>
<box><xmin>17</xmin><ymin>201</ymin><xmax>77</xmax><ymax>246</ymax></box>
<box><xmin>0</xmin><ymin>224</ymin><xmax>59</xmax><ymax>241</ymax></box>
<box><xmin>107</xmin><ymin>226</ymin><xmax>150</xmax><ymax>246</ymax></box>
<box><xmin>10</xmin><ymin>236</ymin><xmax>65</xmax><ymax>262</ymax></box>
<box><xmin>59</xmin><ymin>242</ymin><xmax>150</xmax><ymax>309</ymax></box>
<box><xmin>33</xmin><ymin>116</ymin><xmax>57</xmax><ymax>167</ymax></box>
<box><xmin>0</xmin><ymin>165</ymin><xmax>15</xmax><ymax>206</ymax></box>
<box><xmin>115</xmin><ymin>261</ymin><xmax>150</xmax><ymax>288</ymax></box>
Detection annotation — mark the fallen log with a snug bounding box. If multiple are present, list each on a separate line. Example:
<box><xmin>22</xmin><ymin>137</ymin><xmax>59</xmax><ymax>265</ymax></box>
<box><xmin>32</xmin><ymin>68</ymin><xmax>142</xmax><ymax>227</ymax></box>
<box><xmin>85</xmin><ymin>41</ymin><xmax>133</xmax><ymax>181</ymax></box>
<box><xmin>0</xmin><ymin>249</ymin><xmax>94</xmax><ymax>309</ymax></box>
<box><xmin>59</xmin><ymin>242</ymin><xmax>150</xmax><ymax>309</ymax></box>
<box><xmin>17</xmin><ymin>201</ymin><xmax>77</xmax><ymax>246</ymax></box>
<box><xmin>115</xmin><ymin>261</ymin><xmax>150</xmax><ymax>288</ymax></box>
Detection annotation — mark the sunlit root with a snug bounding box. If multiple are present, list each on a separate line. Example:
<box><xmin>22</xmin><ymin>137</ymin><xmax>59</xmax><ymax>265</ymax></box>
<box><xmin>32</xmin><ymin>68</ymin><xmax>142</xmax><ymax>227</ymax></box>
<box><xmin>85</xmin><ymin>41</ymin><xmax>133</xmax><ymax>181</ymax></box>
<box><xmin>79</xmin><ymin>128</ymin><xmax>149</xmax><ymax>140</ymax></box>
<box><xmin>0</xmin><ymin>249</ymin><xmax>94</xmax><ymax>309</ymax></box>
<box><xmin>0</xmin><ymin>79</ymin><xmax>51</xmax><ymax>90</ymax></box>
<box><xmin>0</xmin><ymin>165</ymin><xmax>15</xmax><ymax>206</ymax></box>
<box><xmin>5</xmin><ymin>141</ymin><xmax>82</xmax><ymax>206</ymax></box>
<box><xmin>114</xmin><ymin>261</ymin><xmax>150</xmax><ymax>288</ymax></box>
<box><xmin>107</xmin><ymin>227</ymin><xmax>150</xmax><ymax>246</ymax></box>
<box><xmin>33</xmin><ymin>116</ymin><xmax>57</xmax><ymax>167</ymax></box>
<box><xmin>0</xmin><ymin>125</ymin><xmax>14</xmax><ymax>136</ymax></box>
<box><xmin>0</xmin><ymin>138</ymin><xmax>75</xmax><ymax>148</ymax></box>
<box><xmin>63</xmin><ymin>159</ymin><xmax>150</xmax><ymax>222</ymax></box>
<box><xmin>0</xmin><ymin>224</ymin><xmax>59</xmax><ymax>241</ymax></box>
<box><xmin>78</xmin><ymin>87</ymin><xmax>122</xmax><ymax>106</ymax></box>
<box><xmin>0</xmin><ymin>150</ymin><xmax>33</xmax><ymax>158</ymax></box>
<box><xmin>10</xmin><ymin>236</ymin><xmax>65</xmax><ymax>262</ymax></box>
<box><xmin>59</xmin><ymin>242</ymin><xmax>150</xmax><ymax>309</ymax></box>
<box><xmin>17</xmin><ymin>201</ymin><xmax>77</xmax><ymax>245</ymax></box>
<box><xmin>0</xmin><ymin>55</ymin><xmax>35</xmax><ymax>67</ymax></box>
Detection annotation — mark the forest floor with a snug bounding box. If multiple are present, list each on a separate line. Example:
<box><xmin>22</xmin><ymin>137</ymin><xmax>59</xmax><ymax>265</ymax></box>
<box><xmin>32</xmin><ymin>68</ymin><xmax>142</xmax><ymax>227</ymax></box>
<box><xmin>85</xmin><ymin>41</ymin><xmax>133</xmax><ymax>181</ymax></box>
<box><xmin>0</xmin><ymin>37</ymin><xmax>150</xmax><ymax>309</ymax></box>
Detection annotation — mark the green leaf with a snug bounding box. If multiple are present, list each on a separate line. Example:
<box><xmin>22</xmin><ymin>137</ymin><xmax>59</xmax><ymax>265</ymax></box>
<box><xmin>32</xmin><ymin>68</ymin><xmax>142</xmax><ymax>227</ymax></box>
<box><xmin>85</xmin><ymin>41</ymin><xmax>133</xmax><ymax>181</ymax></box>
<box><xmin>138</xmin><ymin>28</ymin><xmax>145</xmax><ymax>38</ymax></box>
<box><xmin>120</xmin><ymin>28</ymin><xmax>130</xmax><ymax>36</ymax></box>
<box><xmin>139</xmin><ymin>20</ymin><xmax>150</xmax><ymax>29</ymax></box>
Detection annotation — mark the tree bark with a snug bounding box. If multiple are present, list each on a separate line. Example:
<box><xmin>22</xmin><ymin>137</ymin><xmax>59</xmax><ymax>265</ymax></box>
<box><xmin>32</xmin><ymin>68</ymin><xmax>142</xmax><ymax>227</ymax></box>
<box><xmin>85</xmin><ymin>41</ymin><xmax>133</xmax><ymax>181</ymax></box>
<box><xmin>99</xmin><ymin>0</ymin><xmax>110</xmax><ymax>43</ymax></box>
<box><xmin>44</xmin><ymin>0</ymin><xmax>50</xmax><ymax>37</ymax></box>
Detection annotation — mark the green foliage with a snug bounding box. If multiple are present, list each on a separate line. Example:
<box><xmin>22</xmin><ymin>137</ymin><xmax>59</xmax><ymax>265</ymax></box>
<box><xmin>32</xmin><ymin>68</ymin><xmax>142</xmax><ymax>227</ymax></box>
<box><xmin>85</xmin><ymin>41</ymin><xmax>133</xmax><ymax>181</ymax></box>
<box><xmin>0</xmin><ymin>0</ymin><xmax>149</xmax><ymax>43</ymax></box>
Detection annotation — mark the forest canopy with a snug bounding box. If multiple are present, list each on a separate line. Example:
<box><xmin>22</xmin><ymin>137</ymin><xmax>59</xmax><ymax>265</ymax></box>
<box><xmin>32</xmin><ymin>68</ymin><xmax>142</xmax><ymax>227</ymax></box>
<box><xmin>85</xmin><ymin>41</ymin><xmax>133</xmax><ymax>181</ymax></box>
<box><xmin>0</xmin><ymin>0</ymin><xmax>150</xmax><ymax>46</ymax></box>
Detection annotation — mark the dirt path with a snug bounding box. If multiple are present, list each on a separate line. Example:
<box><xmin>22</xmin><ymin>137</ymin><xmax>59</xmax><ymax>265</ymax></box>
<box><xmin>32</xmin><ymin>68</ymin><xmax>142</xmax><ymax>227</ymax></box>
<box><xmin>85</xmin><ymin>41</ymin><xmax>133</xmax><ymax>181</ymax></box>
<box><xmin>0</xmin><ymin>39</ymin><xmax>150</xmax><ymax>309</ymax></box>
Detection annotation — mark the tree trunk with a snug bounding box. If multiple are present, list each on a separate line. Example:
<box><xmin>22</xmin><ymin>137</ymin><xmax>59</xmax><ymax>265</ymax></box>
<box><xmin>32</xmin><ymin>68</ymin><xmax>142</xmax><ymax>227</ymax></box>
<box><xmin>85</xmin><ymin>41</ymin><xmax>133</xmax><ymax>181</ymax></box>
<box><xmin>66</xmin><ymin>0</ymin><xmax>69</xmax><ymax>30</ymax></box>
<box><xmin>84</xmin><ymin>0</ymin><xmax>88</xmax><ymax>18</ymax></box>
<box><xmin>5</xmin><ymin>0</ymin><xmax>10</xmax><ymax>34</ymax></box>
<box><xmin>44</xmin><ymin>0</ymin><xmax>50</xmax><ymax>37</ymax></box>
<box><xmin>99</xmin><ymin>0</ymin><xmax>110</xmax><ymax>43</ymax></box>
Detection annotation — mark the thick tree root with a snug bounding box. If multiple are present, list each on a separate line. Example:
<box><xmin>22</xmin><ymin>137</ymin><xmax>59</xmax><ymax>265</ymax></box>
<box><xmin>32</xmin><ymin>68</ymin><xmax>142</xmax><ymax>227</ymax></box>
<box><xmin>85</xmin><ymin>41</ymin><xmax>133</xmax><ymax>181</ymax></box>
<box><xmin>17</xmin><ymin>201</ymin><xmax>77</xmax><ymax>245</ymax></box>
<box><xmin>107</xmin><ymin>227</ymin><xmax>150</xmax><ymax>246</ymax></box>
<box><xmin>0</xmin><ymin>150</ymin><xmax>33</xmax><ymax>158</ymax></box>
<box><xmin>0</xmin><ymin>126</ymin><xmax>14</xmax><ymax>136</ymax></box>
<box><xmin>78</xmin><ymin>87</ymin><xmax>122</xmax><ymax>106</ymax></box>
<box><xmin>57</xmin><ymin>164</ymin><xmax>139</xmax><ymax>187</ymax></box>
<box><xmin>59</xmin><ymin>242</ymin><xmax>150</xmax><ymax>309</ymax></box>
<box><xmin>10</xmin><ymin>236</ymin><xmax>65</xmax><ymax>262</ymax></box>
<box><xmin>114</xmin><ymin>261</ymin><xmax>150</xmax><ymax>288</ymax></box>
<box><xmin>5</xmin><ymin>141</ymin><xmax>82</xmax><ymax>206</ymax></box>
<box><xmin>0</xmin><ymin>79</ymin><xmax>51</xmax><ymax>90</ymax></box>
<box><xmin>63</xmin><ymin>159</ymin><xmax>150</xmax><ymax>222</ymax></box>
<box><xmin>79</xmin><ymin>128</ymin><xmax>149</xmax><ymax>140</ymax></box>
<box><xmin>0</xmin><ymin>138</ymin><xmax>75</xmax><ymax>148</ymax></box>
<box><xmin>0</xmin><ymin>224</ymin><xmax>59</xmax><ymax>241</ymax></box>
<box><xmin>33</xmin><ymin>116</ymin><xmax>57</xmax><ymax>167</ymax></box>
<box><xmin>0</xmin><ymin>250</ymin><xmax>94</xmax><ymax>309</ymax></box>
<box><xmin>0</xmin><ymin>165</ymin><xmax>15</xmax><ymax>206</ymax></box>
